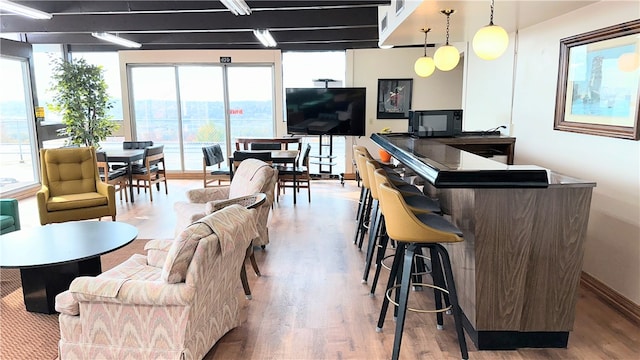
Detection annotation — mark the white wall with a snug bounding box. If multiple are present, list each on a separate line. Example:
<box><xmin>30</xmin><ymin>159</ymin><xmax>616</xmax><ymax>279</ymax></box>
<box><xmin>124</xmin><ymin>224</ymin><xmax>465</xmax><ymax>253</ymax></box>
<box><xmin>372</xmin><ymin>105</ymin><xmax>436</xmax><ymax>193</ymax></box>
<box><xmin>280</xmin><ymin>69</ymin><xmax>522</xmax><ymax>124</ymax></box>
<box><xmin>465</xmin><ymin>2</ymin><xmax>640</xmax><ymax>304</ymax></box>
<box><xmin>345</xmin><ymin>47</ymin><xmax>463</xmax><ymax>165</ymax></box>
<box><xmin>462</xmin><ymin>34</ymin><xmax>517</xmax><ymax>133</ymax></box>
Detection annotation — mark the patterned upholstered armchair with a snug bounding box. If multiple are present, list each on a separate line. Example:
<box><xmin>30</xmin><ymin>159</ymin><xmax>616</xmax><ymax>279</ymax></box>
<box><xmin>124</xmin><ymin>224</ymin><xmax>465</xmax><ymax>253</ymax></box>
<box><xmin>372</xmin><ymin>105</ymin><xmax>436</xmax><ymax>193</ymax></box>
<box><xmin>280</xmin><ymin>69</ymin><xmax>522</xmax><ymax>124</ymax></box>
<box><xmin>174</xmin><ymin>158</ymin><xmax>278</xmax><ymax>248</ymax></box>
<box><xmin>55</xmin><ymin>205</ymin><xmax>259</xmax><ymax>360</ymax></box>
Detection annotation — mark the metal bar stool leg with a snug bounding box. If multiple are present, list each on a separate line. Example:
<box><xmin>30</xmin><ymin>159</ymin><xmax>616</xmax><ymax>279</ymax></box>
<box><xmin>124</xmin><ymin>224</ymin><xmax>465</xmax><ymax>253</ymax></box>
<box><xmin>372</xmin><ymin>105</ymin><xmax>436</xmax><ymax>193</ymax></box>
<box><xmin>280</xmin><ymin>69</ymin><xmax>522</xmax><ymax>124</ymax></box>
<box><xmin>391</xmin><ymin>243</ymin><xmax>418</xmax><ymax>360</ymax></box>
<box><xmin>370</xmin><ymin>225</ymin><xmax>389</xmax><ymax>295</ymax></box>
<box><xmin>353</xmin><ymin>188</ymin><xmax>370</xmax><ymax>245</ymax></box>
<box><xmin>376</xmin><ymin>243</ymin><xmax>404</xmax><ymax>331</ymax></box>
<box><xmin>362</xmin><ymin>200</ymin><xmax>382</xmax><ymax>283</ymax></box>
<box><xmin>435</xmin><ymin>244</ymin><xmax>469</xmax><ymax>360</ymax></box>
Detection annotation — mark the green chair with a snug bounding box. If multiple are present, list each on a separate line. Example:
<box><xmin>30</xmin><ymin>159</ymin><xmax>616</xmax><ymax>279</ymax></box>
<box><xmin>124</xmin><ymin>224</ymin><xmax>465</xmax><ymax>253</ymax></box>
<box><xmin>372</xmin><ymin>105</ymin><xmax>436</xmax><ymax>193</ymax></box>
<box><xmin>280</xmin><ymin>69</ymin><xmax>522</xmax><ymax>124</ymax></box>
<box><xmin>0</xmin><ymin>199</ymin><xmax>20</xmax><ymax>235</ymax></box>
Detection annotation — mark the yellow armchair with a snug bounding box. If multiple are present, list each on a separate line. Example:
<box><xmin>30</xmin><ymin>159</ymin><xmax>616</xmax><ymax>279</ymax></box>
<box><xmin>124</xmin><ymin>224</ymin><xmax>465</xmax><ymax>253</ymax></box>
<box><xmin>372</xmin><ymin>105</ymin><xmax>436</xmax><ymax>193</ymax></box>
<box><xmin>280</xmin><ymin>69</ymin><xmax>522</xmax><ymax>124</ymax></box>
<box><xmin>37</xmin><ymin>147</ymin><xmax>116</xmax><ymax>225</ymax></box>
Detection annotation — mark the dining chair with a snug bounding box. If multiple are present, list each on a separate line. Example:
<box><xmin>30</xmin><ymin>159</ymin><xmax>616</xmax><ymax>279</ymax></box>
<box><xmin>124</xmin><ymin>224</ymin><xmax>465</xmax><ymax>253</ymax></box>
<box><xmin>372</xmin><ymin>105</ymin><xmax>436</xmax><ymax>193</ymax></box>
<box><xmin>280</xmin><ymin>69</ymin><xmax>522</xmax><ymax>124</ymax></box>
<box><xmin>202</xmin><ymin>144</ymin><xmax>231</xmax><ymax>187</ymax></box>
<box><xmin>277</xmin><ymin>143</ymin><xmax>312</xmax><ymax>202</ymax></box>
<box><xmin>232</xmin><ymin>151</ymin><xmax>273</xmax><ymax>174</ymax></box>
<box><xmin>96</xmin><ymin>151</ymin><xmax>129</xmax><ymax>202</ymax></box>
<box><xmin>112</xmin><ymin>140</ymin><xmax>154</xmax><ymax>170</ymax></box>
<box><xmin>131</xmin><ymin>145</ymin><xmax>168</xmax><ymax>202</ymax></box>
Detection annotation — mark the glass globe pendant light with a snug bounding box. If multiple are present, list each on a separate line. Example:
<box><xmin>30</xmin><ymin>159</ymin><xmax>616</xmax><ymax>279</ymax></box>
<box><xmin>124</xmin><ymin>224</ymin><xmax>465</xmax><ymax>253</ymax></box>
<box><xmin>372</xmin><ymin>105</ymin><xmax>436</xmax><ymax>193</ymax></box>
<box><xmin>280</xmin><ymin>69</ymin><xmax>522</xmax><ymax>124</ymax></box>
<box><xmin>473</xmin><ymin>0</ymin><xmax>509</xmax><ymax>60</ymax></box>
<box><xmin>414</xmin><ymin>28</ymin><xmax>436</xmax><ymax>77</ymax></box>
<box><xmin>434</xmin><ymin>9</ymin><xmax>460</xmax><ymax>71</ymax></box>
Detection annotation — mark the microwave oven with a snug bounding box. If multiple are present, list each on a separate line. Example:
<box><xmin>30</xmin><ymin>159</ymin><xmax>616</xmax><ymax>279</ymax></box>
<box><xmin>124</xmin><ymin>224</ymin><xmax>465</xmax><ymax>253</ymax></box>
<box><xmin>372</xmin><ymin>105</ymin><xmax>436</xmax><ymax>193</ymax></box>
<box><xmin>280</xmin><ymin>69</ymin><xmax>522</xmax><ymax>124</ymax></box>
<box><xmin>408</xmin><ymin>109</ymin><xmax>463</xmax><ymax>137</ymax></box>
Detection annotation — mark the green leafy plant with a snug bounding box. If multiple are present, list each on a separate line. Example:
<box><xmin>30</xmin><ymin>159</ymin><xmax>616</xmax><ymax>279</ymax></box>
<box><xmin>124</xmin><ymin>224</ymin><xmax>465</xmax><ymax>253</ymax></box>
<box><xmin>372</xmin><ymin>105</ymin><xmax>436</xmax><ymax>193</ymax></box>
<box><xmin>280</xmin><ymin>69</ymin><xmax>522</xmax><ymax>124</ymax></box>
<box><xmin>49</xmin><ymin>58</ymin><xmax>118</xmax><ymax>147</ymax></box>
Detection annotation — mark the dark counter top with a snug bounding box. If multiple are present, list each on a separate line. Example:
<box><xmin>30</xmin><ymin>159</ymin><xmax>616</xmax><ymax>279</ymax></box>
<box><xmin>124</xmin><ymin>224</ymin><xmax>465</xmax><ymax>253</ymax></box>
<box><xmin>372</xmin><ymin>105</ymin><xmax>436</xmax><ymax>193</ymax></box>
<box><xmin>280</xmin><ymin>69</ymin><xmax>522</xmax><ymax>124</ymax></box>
<box><xmin>371</xmin><ymin>133</ymin><xmax>549</xmax><ymax>188</ymax></box>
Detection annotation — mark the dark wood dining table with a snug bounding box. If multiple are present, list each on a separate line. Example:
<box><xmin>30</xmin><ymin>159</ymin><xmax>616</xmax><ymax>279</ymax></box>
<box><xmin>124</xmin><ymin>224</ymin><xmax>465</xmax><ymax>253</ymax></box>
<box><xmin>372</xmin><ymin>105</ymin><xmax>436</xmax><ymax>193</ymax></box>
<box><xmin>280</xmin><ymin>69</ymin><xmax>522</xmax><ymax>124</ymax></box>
<box><xmin>229</xmin><ymin>150</ymin><xmax>300</xmax><ymax>204</ymax></box>
<box><xmin>106</xmin><ymin>149</ymin><xmax>145</xmax><ymax>203</ymax></box>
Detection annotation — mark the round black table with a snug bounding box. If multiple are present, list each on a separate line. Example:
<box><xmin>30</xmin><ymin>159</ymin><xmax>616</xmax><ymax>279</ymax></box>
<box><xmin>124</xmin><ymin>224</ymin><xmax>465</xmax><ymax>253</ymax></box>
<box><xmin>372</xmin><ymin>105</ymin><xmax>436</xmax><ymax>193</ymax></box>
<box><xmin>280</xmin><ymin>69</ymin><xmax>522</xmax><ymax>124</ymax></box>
<box><xmin>0</xmin><ymin>221</ymin><xmax>138</xmax><ymax>313</ymax></box>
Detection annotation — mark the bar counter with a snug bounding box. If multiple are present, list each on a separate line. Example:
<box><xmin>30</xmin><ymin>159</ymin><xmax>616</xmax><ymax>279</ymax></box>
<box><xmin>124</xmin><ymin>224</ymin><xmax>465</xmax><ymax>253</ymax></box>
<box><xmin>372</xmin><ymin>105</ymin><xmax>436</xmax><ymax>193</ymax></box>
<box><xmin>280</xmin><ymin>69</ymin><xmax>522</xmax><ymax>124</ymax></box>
<box><xmin>371</xmin><ymin>133</ymin><xmax>596</xmax><ymax>350</ymax></box>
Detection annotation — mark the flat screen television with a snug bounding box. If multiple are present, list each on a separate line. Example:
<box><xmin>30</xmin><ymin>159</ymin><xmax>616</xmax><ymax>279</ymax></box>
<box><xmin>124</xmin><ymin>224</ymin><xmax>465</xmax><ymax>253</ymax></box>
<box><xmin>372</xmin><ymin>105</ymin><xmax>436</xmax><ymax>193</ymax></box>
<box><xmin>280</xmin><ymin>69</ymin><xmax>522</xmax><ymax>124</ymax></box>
<box><xmin>285</xmin><ymin>87</ymin><xmax>366</xmax><ymax>136</ymax></box>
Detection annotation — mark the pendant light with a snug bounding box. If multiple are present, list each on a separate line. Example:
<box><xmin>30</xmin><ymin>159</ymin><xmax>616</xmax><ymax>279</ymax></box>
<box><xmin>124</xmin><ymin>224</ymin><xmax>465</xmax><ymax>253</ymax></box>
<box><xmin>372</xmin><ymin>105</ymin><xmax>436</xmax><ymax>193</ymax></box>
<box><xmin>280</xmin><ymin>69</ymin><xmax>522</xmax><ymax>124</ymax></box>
<box><xmin>434</xmin><ymin>9</ymin><xmax>460</xmax><ymax>71</ymax></box>
<box><xmin>472</xmin><ymin>0</ymin><xmax>509</xmax><ymax>60</ymax></box>
<box><xmin>414</xmin><ymin>28</ymin><xmax>436</xmax><ymax>78</ymax></box>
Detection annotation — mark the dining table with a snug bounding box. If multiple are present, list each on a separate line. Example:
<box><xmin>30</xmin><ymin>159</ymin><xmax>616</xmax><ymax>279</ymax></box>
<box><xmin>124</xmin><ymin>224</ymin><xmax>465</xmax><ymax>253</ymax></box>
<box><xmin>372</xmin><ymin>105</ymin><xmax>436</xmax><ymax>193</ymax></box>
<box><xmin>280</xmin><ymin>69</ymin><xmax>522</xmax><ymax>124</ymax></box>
<box><xmin>229</xmin><ymin>149</ymin><xmax>300</xmax><ymax>204</ymax></box>
<box><xmin>106</xmin><ymin>149</ymin><xmax>145</xmax><ymax>203</ymax></box>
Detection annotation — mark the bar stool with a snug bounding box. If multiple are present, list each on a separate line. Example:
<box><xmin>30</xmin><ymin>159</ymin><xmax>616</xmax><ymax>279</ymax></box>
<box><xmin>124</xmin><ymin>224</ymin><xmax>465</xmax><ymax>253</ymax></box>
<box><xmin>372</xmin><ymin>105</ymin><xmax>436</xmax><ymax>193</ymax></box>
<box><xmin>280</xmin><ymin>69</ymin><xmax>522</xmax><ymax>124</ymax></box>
<box><xmin>362</xmin><ymin>162</ymin><xmax>441</xmax><ymax>287</ymax></box>
<box><xmin>375</xmin><ymin>182</ymin><xmax>468</xmax><ymax>360</ymax></box>
<box><xmin>353</xmin><ymin>150</ymin><xmax>422</xmax><ymax>250</ymax></box>
<box><xmin>352</xmin><ymin>145</ymin><xmax>368</xmax><ymax>222</ymax></box>
<box><xmin>353</xmin><ymin>145</ymin><xmax>405</xmax><ymax>223</ymax></box>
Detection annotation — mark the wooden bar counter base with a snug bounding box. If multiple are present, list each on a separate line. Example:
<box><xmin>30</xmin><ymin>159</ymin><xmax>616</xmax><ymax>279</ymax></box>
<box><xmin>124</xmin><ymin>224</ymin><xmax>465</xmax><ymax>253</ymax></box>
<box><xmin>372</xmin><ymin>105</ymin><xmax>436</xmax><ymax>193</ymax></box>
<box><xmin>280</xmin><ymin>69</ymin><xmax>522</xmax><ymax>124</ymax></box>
<box><xmin>372</xmin><ymin>133</ymin><xmax>596</xmax><ymax>350</ymax></box>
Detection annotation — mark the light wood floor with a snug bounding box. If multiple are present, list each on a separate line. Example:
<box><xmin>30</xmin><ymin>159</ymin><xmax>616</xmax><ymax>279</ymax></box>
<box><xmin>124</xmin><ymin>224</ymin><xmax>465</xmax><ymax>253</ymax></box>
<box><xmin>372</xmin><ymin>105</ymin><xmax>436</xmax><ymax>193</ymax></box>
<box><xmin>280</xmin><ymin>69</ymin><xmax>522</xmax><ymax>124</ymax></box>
<box><xmin>15</xmin><ymin>180</ymin><xmax>640</xmax><ymax>359</ymax></box>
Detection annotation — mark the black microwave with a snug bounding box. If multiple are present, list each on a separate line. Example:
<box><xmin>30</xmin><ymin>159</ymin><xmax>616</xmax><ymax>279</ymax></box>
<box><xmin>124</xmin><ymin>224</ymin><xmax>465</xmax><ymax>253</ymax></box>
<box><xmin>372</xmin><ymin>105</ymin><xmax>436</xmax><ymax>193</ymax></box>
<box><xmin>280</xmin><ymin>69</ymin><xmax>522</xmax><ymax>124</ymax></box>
<box><xmin>408</xmin><ymin>109</ymin><xmax>463</xmax><ymax>137</ymax></box>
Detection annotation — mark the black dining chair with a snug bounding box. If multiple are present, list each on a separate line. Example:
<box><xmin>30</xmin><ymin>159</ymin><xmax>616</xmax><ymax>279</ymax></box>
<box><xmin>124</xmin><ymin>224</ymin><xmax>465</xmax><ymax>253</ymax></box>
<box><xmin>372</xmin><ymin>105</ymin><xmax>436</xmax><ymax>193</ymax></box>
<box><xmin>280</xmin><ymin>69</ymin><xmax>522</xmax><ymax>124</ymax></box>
<box><xmin>203</xmin><ymin>144</ymin><xmax>231</xmax><ymax>187</ymax></box>
<box><xmin>232</xmin><ymin>151</ymin><xmax>273</xmax><ymax>173</ymax></box>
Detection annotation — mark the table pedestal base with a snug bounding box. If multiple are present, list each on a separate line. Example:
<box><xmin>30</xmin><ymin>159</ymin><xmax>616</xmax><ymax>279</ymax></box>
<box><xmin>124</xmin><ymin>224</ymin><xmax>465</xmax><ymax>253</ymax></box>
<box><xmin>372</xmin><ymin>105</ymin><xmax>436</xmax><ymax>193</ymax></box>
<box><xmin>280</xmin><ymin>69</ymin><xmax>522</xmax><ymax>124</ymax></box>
<box><xmin>20</xmin><ymin>257</ymin><xmax>102</xmax><ymax>314</ymax></box>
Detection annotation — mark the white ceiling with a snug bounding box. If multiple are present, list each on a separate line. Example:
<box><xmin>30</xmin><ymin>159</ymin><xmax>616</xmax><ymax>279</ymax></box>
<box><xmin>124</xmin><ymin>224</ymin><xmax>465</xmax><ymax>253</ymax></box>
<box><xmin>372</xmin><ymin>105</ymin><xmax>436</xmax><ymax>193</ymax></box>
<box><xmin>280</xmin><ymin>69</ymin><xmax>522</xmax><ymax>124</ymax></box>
<box><xmin>380</xmin><ymin>0</ymin><xmax>600</xmax><ymax>47</ymax></box>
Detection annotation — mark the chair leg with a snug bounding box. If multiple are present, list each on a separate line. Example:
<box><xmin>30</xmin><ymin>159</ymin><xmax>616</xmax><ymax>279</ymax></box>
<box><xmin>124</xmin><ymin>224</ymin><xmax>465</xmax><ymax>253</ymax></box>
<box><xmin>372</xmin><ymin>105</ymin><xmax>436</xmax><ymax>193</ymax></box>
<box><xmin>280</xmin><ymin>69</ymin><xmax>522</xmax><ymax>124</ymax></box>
<box><xmin>240</xmin><ymin>264</ymin><xmax>252</xmax><ymax>300</ymax></box>
<box><xmin>390</xmin><ymin>243</ymin><xmax>417</xmax><ymax>360</ymax></box>
<box><xmin>362</xmin><ymin>202</ymin><xmax>381</xmax><ymax>283</ymax></box>
<box><xmin>249</xmin><ymin>252</ymin><xmax>261</xmax><ymax>277</ymax></box>
<box><xmin>376</xmin><ymin>243</ymin><xmax>404</xmax><ymax>331</ymax></box>
<box><xmin>370</xmin><ymin>227</ymin><xmax>389</xmax><ymax>295</ymax></box>
<box><xmin>435</xmin><ymin>244</ymin><xmax>469</xmax><ymax>360</ymax></box>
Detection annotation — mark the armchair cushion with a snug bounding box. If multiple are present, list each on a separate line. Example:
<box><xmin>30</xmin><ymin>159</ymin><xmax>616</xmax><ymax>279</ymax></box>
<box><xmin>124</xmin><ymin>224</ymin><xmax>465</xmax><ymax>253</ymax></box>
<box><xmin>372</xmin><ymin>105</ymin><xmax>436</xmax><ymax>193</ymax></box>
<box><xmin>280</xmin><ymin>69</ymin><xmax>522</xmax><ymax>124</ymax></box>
<box><xmin>145</xmin><ymin>239</ymin><xmax>173</xmax><ymax>268</ymax></box>
<box><xmin>46</xmin><ymin>192</ymin><xmax>108</xmax><ymax>211</ymax></box>
<box><xmin>162</xmin><ymin>222</ymin><xmax>213</xmax><ymax>284</ymax></box>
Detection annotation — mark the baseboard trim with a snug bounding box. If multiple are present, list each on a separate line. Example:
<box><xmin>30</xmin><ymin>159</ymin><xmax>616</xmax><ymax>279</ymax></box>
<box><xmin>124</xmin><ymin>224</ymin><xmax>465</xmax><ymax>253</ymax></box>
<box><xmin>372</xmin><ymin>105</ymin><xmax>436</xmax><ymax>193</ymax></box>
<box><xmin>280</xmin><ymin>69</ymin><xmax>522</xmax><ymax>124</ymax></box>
<box><xmin>580</xmin><ymin>271</ymin><xmax>640</xmax><ymax>325</ymax></box>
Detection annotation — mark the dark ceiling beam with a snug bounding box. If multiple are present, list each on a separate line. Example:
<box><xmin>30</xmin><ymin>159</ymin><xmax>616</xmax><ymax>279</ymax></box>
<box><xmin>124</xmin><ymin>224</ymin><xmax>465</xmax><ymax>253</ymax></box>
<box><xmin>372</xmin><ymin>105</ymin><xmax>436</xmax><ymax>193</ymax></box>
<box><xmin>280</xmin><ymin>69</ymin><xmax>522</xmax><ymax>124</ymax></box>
<box><xmin>14</xmin><ymin>1</ymin><xmax>389</xmax><ymax>13</ymax></box>
<box><xmin>24</xmin><ymin>27</ymin><xmax>379</xmax><ymax>48</ymax></box>
<box><xmin>1</xmin><ymin>7</ymin><xmax>379</xmax><ymax>32</ymax></box>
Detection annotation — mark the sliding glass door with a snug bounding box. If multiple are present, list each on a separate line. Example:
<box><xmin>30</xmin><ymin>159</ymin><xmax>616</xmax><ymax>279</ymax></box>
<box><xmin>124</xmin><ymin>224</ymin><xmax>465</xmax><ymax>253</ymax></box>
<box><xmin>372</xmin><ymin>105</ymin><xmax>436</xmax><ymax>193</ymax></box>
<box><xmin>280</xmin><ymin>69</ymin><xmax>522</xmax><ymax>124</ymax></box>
<box><xmin>0</xmin><ymin>56</ymin><xmax>39</xmax><ymax>194</ymax></box>
<box><xmin>129</xmin><ymin>64</ymin><xmax>274</xmax><ymax>171</ymax></box>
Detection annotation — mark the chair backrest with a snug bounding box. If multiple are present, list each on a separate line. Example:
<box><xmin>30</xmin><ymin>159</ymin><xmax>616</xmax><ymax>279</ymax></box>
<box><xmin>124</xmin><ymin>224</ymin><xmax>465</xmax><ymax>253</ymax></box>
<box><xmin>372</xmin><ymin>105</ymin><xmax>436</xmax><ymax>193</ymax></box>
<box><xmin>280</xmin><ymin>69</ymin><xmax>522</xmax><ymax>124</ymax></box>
<box><xmin>40</xmin><ymin>147</ymin><xmax>99</xmax><ymax>196</ymax></box>
<box><xmin>95</xmin><ymin>151</ymin><xmax>108</xmax><ymax>176</ymax></box>
<box><xmin>300</xmin><ymin>143</ymin><xmax>312</xmax><ymax>167</ymax></box>
<box><xmin>251</xmin><ymin>143</ymin><xmax>281</xmax><ymax>151</ymax></box>
<box><xmin>233</xmin><ymin>151</ymin><xmax>272</xmax><ymax>163</ymax></box>
<box><xmin>354</xmin><ymin>151</ymin><xmax>371</xmax><ymax>189</ymax></box>
<box><xmin>366</xmin><ymin>160</ymin><xmax>382</xmax><ymax>200</ymax></box>
<box><xmin>202</xmin><ymin>144</ymin><xmax>225</xmax><ymax>166</ymax></box>
<box><xmin>144</xmin><ymin>145</ymin><xmax>165</xmax><ymax>167</ymax></box>
<box><xmin>377</xmin><ymin>182</ymin><xmax>461</xmax><ymax>244</ymax></box>
<box><xmin>229</xmin><ymin>158</ymin><xmax>276</xmax><ymax>199</ymax></box>
<box><xmin>123</xmin><ymin>140</ymin><xmax>153</xmax><ymax>150</ymax></box>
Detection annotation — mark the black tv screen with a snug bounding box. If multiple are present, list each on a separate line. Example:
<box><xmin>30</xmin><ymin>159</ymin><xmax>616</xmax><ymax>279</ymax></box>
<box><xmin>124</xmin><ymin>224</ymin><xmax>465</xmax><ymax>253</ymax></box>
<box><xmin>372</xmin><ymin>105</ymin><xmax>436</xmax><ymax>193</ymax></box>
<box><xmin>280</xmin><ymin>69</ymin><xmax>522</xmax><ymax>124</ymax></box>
<box><xmin>285</xmin><ymin>87</ymin><xmax>366</xmax><ymax>136</ymax></box>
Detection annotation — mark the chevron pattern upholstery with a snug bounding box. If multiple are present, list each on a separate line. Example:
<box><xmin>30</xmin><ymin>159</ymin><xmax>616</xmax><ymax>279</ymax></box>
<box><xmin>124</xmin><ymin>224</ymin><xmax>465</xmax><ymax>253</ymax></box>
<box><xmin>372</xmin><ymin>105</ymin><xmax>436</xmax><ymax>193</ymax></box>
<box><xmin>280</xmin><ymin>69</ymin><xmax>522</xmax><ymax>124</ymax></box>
<box><xmin>55</xmin><ymin>205</ymin><xmax>259</xmax><ymax>360</ymax></box>
<box><xmin>174</xmin><ymin>158</ymin><xmax>278</xmax><ymax>247</ymax></box>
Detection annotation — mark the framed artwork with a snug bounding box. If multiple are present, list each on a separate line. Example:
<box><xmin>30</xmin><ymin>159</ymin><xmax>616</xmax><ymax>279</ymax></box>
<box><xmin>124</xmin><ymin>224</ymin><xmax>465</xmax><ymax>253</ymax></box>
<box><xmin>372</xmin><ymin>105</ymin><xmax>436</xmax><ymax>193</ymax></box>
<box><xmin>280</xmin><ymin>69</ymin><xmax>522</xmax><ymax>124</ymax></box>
<box><xmin>554</xmin><ymin>19</ymin><xmax>640</xmax><ymax>140</ymax></box>
<box><xmin>377</xmin><ymin>78</ymin><xmax>413</xmax><ymax>119</ymax></box>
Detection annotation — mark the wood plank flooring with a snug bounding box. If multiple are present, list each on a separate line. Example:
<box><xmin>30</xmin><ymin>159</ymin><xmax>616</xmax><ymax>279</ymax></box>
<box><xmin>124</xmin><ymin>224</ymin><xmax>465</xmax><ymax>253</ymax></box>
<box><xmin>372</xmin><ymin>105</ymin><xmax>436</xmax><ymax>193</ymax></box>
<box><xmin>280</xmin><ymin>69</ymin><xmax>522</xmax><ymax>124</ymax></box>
<box><xmin>14</xmin><ymin>180</ymin><xmax>640</xmax><ymax>359</ymax></box>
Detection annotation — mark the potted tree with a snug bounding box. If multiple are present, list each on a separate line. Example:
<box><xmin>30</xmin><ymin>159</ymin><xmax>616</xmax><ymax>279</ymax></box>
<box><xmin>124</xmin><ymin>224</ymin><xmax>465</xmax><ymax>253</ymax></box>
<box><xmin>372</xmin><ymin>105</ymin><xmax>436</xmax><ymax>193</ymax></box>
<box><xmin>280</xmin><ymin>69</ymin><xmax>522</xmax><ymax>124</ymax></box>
<box><xmin>49</xmin><ymin>58</ymin><xmax>118</xmax><ymax>147</ymax></box>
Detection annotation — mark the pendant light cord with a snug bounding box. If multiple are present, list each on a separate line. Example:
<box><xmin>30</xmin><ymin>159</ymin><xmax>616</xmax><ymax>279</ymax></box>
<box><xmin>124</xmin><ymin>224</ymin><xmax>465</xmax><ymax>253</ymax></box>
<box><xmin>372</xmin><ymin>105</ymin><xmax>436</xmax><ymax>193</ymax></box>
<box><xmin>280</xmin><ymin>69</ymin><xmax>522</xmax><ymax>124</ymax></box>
<box><xmin>489</xmin><ymin>0</ymin><xmax>495</xmax><ymax>25</ymax></box>
<box><xmin>422</xmin><ymin>28</ymin><xmax>430</xmax><ymax>56</ymax></box>
<box><xmin>445</xmin><ymin>13</ymin><xmax>450</xmax><ymax>45</ymax></box>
